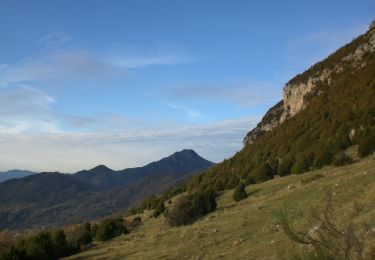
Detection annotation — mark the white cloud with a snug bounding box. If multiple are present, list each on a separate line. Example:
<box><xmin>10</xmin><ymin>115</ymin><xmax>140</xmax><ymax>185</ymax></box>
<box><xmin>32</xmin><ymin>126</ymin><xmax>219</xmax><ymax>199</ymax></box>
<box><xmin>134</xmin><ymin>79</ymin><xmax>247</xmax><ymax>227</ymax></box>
<box><xmin>0</xmin><ymin>117</ymin><xmax>258</xmax><ymax>172</ymax></box>
<box><xmin>285</xmin><ymin>24</ymin><xmax>368</xmax><ymax>73</ymax></box>
<box><xmin>0</xmin><ymin>85</ymin><xmax>58</xmax><ymax>134</ymax></box>
<box><xmin>170</xmin><ymin>80</ymin><xmax>282</xmax><ymax>107</ymax></box>
<box><xmin>40</xmin><ymin>32</ymin><xmax>73</xmax><ymax>49</ymax></box>
<box><xmin>165</xmin><ymin>103</ymin><xmax>202</xmax><ymax>119</ymax></box>
<box><xmin>110</xmin><ymin>53</ymin><xmax>194</xmax><ymax>68</ymax></box>
<box><xmin>0</xmin><ymin>46</ymin><xmax>194</xmax><ymax>84</ymax></box>
<box><xmin>0</xmin><ymin>50</ymin><xmax>121</xmax><ymax>83</ymax></box>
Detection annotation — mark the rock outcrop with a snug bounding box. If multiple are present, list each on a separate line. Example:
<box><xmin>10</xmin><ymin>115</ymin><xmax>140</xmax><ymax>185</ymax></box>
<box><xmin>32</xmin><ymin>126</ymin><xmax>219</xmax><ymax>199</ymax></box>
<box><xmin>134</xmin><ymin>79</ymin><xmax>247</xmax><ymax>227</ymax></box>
<box><xmin>244</xmin><ymin>20</ymin><xmax>375</xmax><ymax>145</ymax></box>
<box><xmin>243</xmin><ymin>101</ymin><xmax>283</xmax><ymax>144</ymax></box>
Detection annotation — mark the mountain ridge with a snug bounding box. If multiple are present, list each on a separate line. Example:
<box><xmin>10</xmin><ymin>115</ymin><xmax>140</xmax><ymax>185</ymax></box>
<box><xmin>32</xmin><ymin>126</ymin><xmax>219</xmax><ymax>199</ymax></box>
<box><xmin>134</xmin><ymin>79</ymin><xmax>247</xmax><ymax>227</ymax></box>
<box><xmin>0</xmin><ymin>149</ymin><xmax>214</xmax><ymax>230</ymax></box>
<box><xmin>244</xmin><ymin>23</ymin><xmax>375</xmax><ymax>145</ymax></box>
<box><xmin>0</xmin><ymin>170</ymin><xmax>36</xmax><ymax>183</ymax></box>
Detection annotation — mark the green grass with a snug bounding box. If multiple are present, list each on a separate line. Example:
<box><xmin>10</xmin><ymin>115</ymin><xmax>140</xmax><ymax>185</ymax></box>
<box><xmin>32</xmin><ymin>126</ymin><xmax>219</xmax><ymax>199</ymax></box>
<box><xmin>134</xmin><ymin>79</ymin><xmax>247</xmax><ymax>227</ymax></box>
<box><xmin>65</xmin><ymin>155</ymin><xmax>375</xmax><ymax>260</ymax></box>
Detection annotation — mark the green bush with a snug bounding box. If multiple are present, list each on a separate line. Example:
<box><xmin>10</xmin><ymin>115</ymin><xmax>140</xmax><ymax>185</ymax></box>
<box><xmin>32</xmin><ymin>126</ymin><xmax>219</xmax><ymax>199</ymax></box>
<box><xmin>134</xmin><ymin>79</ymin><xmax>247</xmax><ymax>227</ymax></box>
<box><xmin>0</xmin><ymin>230</ymin><xmax>78</xmax><ymax>260</ymax></box>
<box><xmin>78</xmin><ymin>222</ymin><xmax>93</xmax><ymax>246</ymax></box>
<box><xmin>358</xmin><ymin>133</ymin><xmax>375</xmax><ymax>157</ymax></box>
<box><xmin>244</xmin><ymin>174</ymin><xmax>255</xmax><ymax>186</ymax></box>
<box><xmin>95</xmin><ymin>218</ymin><xmax>128</xmax><ymax>241</ymax></box>
<box><xmin>132</xmin><ymin>217</ymin><xmax>141</xmax><ymax>225</ymax></box>
<box><xmin>300</xmin><ymin>174</ymin><xmax>325</xmax><ymax>185</ymax></box>
<box><xmin>332</xmin><ymin>152</ymin><xmax>354</xmax><ymax>166</ymax></box>
<box><xmin>225</xmin><ymin>174</ymin><xmax>240</xmax><ymax>189</ymax></box>
<box><xmin>291</xmin><ymin>155</ymin><xmax>309</xmax><ymax>174</ymax></box>
<box><xmin>278</xmin><ymin>156</ymin><xmax>294</xmax><ymax>176</ymax></box>
<box><xmin>166</xmin><ymin>190</ymin><xmax>217</xmax><ymax>227</ymax></box>
<box><xmin>232</xmin><ymin>183</ymin><xmax>247</xmax><ymax>202</ymax></box>
<box><xmin>153</xmin><ymin>200</ymin><xmax>165</xmax><ymax>218</ymax></box>
<box><xmin>253</xmin><ymin>163</ymin><xmax>273</xmax><ymax>183</ymax></box>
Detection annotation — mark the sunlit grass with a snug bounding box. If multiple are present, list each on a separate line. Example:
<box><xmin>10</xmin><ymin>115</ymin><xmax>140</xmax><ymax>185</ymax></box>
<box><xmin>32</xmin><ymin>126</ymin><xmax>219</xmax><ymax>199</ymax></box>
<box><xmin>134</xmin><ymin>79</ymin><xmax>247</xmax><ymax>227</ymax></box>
<box><xmin>65</xmin><ymin>155</ymin><xmax>375</xmax><ymax>259</ymax></box>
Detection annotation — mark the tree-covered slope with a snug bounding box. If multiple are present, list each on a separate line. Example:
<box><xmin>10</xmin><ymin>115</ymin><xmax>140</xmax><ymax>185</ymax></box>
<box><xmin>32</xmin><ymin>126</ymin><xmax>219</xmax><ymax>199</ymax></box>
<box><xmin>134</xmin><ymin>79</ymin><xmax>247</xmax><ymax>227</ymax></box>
<box><xmin>65</xmin><ymin>155</ymin><xmax>375</xmax><ymax>260</ymax></box>
<box><xmin>185</xmin><ymin>23</ymin><xmax>375</xmax><ymax>192</ymax></box>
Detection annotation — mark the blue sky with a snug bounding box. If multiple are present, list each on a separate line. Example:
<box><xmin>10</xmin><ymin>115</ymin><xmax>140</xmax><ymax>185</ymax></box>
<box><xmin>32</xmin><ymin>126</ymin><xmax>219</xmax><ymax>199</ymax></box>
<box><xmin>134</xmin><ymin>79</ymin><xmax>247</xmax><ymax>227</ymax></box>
<box><xmin>0</xmin><ymin>0</ymin><xmax>374</xmax><ymax>172</ymax></box>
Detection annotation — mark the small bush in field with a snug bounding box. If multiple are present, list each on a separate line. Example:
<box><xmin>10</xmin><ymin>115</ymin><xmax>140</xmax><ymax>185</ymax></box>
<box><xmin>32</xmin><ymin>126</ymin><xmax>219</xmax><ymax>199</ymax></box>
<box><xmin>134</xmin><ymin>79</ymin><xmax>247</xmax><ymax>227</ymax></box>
<box><xmin>358</xmin><ymin>133</ymin><xmax>375</xmax><ymax>158</ymax></box>
<box><xmin>95</xmin><ymin>218</ymin><xmax>128</xmax><ymax>242</ymax></box>
<box><xmin>232</xmin><ymin>182</ymin><xmax>247</xmax><ymax>202</ymax></box>
<box><xmin>153</xmin><ymin>201</ymin><xmax>165</xmax><ymax>218</ymax></box>
<box><xmin>166</xmin><ymin>190</ymin><xmax>217</xmax><ymax>227</ymax></box>
<box><xmin>300</xmin><ymin>174</ymin><xmax>325</xmax><ymax>185</ymax></box>
<box><xmin>78</xmin><ymin>222</ymin><xmax>93</xmax><ymax>246</ymax></box>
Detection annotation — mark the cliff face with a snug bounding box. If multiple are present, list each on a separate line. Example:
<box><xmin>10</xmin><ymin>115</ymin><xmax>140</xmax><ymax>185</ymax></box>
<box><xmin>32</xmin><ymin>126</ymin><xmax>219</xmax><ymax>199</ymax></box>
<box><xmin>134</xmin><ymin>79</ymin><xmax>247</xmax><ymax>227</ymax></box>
<box><xmin>244</xmin><ymin>100</ymin><xmax>283</xmax><ymax>144</ymax></box>
<box><xmin>244</xmin><ymin>21</ymin><xmax>375</xmax><ymax>145</ymax></box>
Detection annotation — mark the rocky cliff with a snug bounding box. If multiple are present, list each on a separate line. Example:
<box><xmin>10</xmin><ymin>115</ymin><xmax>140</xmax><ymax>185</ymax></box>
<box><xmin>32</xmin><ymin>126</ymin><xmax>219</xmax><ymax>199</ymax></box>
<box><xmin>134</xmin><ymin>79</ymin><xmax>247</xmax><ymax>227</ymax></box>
<box><xmin>244</xmin><ymin>20</ymin><xmax>375</xmax><ymax>145</ymax></box>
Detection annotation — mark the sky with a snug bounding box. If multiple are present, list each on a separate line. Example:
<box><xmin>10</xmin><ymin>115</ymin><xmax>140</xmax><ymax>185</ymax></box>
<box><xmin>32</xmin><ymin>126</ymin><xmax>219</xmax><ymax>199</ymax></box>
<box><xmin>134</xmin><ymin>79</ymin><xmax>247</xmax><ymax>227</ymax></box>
<box><xmin>0</xmin><ymin>0</ymin><xmax>374</xmax><ymax>172</ymax></box>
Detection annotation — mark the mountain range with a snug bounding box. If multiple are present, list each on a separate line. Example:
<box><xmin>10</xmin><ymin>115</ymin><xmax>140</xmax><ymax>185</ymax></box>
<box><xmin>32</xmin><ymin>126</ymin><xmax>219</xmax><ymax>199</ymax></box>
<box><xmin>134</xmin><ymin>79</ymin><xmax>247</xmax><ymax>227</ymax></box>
<box><xmin>0</xmin><ymin>170</ymin><xmax>36</xmax><ymax>183</ymax></box>
<box><xmin>0</xmin><ymin>149</ymin><xmax>214</xmax><ymax>230</ymax></box>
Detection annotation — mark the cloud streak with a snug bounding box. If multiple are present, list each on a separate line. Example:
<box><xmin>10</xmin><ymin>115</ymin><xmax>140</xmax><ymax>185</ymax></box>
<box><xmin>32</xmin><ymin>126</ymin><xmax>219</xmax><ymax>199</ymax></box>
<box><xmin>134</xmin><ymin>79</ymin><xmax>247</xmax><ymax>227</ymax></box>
<box><xmin>285</xmin><ymin>23</ymin><xmax>368</xmax><ymax>72</ymax></box>
<box><xmin>0</xmin><ymin>45</ymin><xmax>194</xmax><ymax>84</ymax></box>
<box><xmin>165</xmin><ymin>103</ymin><xmax>202</xmax><ymax>119</ymax></box>
<box><xmin>170</xmin><ymin>80</ymin><xmax>282</xmax><ymax>107</ymax></box>
<box><xmin>0</xmin><ymin>85</ymin><xmax>58</xmax><ymax>134</ymax></box>
<box><xmin>0</xmin><ymin>117</ymin><xmax>258</xmax><ymax>172</ymax></box>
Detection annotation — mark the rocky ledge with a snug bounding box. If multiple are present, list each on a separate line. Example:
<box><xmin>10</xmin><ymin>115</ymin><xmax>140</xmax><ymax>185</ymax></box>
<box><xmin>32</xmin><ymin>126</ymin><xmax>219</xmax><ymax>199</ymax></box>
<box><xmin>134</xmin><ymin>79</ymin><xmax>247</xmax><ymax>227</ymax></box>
<box><xmin>244</xmin><ymin>20</ymin><xmax>375</xmax><ymax>145</ymax></box>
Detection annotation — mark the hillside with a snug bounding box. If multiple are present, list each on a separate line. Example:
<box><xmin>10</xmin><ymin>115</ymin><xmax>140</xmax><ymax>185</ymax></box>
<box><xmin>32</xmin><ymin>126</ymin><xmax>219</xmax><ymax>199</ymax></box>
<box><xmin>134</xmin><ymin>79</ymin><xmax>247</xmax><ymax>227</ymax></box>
<box><xmin>0</xmin><ymin>150</ymin><xmax>214</xmax><ymax>230</ymax></box>
<box><xmin>63</xmin><ymin>22</ymin><xmax>375</xmax><ymax>260</ymax></box>
<box><xmin>65</xmin><ymin>154</ymin><xmax>375</xmax><ymax>259</ymax></box>
<box><xmin>184</xmin><ymin>21</ymin><xmax>375</xmax><ymax>193</ymax></box>
<box><xmin>0</xmin><ymin>170</ymin><xmax>36</xmax><ymax>183</ymax></box>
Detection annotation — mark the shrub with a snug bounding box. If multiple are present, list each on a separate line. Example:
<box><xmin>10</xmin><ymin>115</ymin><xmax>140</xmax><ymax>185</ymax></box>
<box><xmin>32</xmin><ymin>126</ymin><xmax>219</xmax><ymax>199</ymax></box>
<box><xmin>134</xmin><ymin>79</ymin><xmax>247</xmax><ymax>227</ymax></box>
<box><xmin>358</xmin><ymin>133</ymin><xmax>375</xmax><ymax>158</ymax></box>
<box><xmin>24</xmin><ymin>231</ymin><xmax>55</xmax><ymax>259</ymax></box>
<box><xmin>232</xmin><ymin>183</ymin><xmax>247</xmax><ymax>202</ymax></box>
<box><xmin>153</xmin><ymin>201</ymin><xmax>165</xmax><ymax>218</ymax></box>
<box><xmin>278</xmin><ymin>156</ymin><xmax>294</xmax><ymax>176</ymax></box>
<box><xmin>291</xmin><ymin>155</ymin><xmax>309</xmax><ymax>174</ymax></box>
<box><xmin>132</xmin><ymin>217</ymin><xmax>141</xmax><ymax>225</ymax></box>
<box><xmin>225</xmin><ymin>174</ymin><xmax>240</xmax><ymax>189</ymax></box>
<box><xmin>314</xmin><ymin>149</ymin><xmax>333</xmax><ymax>169</ymax></box>
<box><xmin>52</xmin><ymin>230</ymin><xmax>68</xmax><ymax>257</ymax></box>
<box><xmin>78</xmin><ymin>222</ymin><xmax>93</xmax><ymax>246</ymax></box>
<box><xmin>166</xmin><ymin>190</ymin><xmax>216</xmax><ymax>227</ymax></box>
<box><xmin>253</xmin><ymin>163</ymin><xmax>273</xmax><ymax>183</ymax></box>
<box><xmin>214</xmin><ymin>179</ymin><xmax>225</xmax><ymax>192</ymax></box>
<box><xmin>332</xmin><ymin>152</ymin><xmax>354</xmax><ymax>166</ymax></box>
<box><xmin>244</xmin><ymin>174</ymin><xmax>255</xmax><ymax>186</ymax></box>
<box><xmin>95</xmin><ymin>218</ymin><xmax>128</xmax><ymax>241</ymax></box>
<box><xmin>277</xmin><ymin>192</ymin><xmax>375</xmax><ymax>259</ymax></box>
<box><xmin>300</xmin><ymin>174</ymin><xmax>325</xmax><ymax>185</ymax></box>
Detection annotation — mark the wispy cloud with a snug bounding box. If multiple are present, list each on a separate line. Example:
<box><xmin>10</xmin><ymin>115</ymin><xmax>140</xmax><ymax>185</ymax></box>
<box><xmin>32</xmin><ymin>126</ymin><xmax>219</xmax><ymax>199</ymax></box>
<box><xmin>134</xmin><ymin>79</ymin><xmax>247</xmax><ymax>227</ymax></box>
<box><xmin>110</xmin><ymin>52</ymin><xmax>194</xmax><ymax>68</ymax></box>
<box><xmin>285</xmin><ymin>23</ymin><xmax>368</xmax><ymax>73</ymax></box>
<box><xmin>0</xmin><ymin>85</ymin><xmax>54</xmax><ymax>117</ymax></box>
<box><xmin>165</xmin><ymin>103</ymin><xmax>202</xmax><ymax>119</ymax></box>
<box><xmin>0</xmin><ymin>117</ymin><xmax>258</xmax><ymax>172</ymax></box>
<box><xmin>0</xmin><ymin>46</ymin><xmax>194</xmax><ymax>84</ymax></box>
<box><xmin>0</xmin><ymin>50</ymin><xmax>122</xmax><ymax>83</ymax></box>
<box><xmin>40</xmin><ymin>32</ymin><xmax>73</xmax><ymax>49</ymax></box>
<box><xmin>62</xmin><ymin>113</ymin><xmax>137</xmax><ymax>131</ymax></box>
<box><xmin>0</xmin><ymin>85</ymin><xmax>58</xmax><ymax>134</ymax></box>
<box><xmin>170</xmin><ymin>80</ymin><xmax>282</xmax><ymax>107</ymax></box>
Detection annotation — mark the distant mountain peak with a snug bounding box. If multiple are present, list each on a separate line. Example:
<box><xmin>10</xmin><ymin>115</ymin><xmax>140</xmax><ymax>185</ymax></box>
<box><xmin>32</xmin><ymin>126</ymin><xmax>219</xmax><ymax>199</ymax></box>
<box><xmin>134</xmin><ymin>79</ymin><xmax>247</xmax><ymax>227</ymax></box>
<box><xmin>0</xmin><ymin>169</ymin><xmax>36</xmax><ymax>183</ymax></box>
<box><xmin>89</xmin><ymin>165</ymin><xmax>114</xmax><ymax>173</ymax></box>
<box><xmin>174</xmin><ymin>149</ymin><xmax>199</xmax><ymax>156</ymax></box>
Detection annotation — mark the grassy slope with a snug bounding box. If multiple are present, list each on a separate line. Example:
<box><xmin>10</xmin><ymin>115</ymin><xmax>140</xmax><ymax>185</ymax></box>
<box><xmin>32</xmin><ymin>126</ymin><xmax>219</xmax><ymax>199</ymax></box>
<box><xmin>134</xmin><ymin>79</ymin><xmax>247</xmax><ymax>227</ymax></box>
<box><xmin>66</xmin><ymin>154</ymin><xmax>375</xmax><ymax>260</ymax></box>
